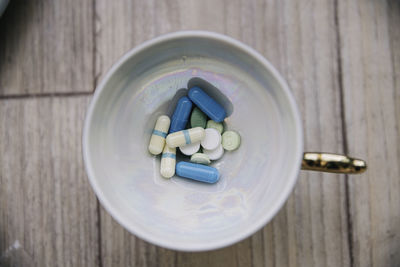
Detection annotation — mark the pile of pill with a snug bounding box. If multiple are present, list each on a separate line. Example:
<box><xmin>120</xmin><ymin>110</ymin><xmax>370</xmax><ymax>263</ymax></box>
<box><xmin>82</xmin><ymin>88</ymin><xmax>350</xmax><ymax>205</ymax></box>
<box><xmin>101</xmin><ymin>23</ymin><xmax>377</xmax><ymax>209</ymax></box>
<box><xmin>148</xmin><ymin>86</ymin><xmax>241</xmax><ymax>184</ymax></box>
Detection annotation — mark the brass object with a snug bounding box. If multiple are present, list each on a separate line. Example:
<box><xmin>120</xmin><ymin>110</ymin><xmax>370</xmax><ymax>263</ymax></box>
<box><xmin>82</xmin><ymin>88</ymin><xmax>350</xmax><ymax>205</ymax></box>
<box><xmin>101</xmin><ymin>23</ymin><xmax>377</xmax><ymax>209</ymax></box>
<box><xmin>301</xmin><ymin>153</ymin><xmax>367</xmax><ymax>174</ymax></box>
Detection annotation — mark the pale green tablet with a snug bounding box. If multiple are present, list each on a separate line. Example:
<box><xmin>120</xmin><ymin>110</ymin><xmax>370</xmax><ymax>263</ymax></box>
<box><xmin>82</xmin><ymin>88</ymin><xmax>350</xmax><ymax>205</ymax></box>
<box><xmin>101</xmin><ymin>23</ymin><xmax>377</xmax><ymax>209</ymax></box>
<box><xmin>222</xmin><ymin>130</ymin><xmax>241</xmax><ymax>151</ymax></box>
<box><xmin>206</xmin><ymin>120</ymin><xmax>224</xmax><ymax>134</ymax></box>
<box><xmin>190</xmin><ymin>153</ymin><xmax>211</xmax><ymax>165</ymax></box>
<box><xmin>190</xmin><ymin>107</ymin><xmax>207</xmax><ymax>128</ymax></box>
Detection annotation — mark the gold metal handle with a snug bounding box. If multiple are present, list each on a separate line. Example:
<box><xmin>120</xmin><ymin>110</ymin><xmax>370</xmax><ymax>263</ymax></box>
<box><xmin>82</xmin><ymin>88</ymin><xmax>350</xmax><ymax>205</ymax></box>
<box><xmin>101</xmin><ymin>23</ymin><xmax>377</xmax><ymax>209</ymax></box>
<box><xmin>301</xmin><ymin>153</ymin><xmax>367</xmax><ymax>174</ymax></box>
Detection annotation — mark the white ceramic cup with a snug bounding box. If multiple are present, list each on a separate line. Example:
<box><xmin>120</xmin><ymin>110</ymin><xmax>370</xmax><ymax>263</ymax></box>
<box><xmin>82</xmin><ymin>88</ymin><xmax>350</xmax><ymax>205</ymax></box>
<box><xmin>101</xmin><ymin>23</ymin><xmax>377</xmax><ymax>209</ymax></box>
<box><xmin>83</xmin><ymin>31</ymin><xmax>365</xmax><ymax>251</ymax></box>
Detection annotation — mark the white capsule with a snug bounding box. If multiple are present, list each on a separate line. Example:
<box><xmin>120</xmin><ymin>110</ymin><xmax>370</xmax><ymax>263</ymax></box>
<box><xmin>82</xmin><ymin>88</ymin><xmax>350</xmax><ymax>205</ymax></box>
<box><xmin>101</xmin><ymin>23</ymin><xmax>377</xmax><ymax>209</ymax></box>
<box><xmin>148</xmin><ymin>115</ymin><xmax>170</xmax><ymax>155</ymax></box>
<box><xmin>160</xmin><ymin>145</ymin><xmax>176</xmax><ymax>178</ymax></box>
<box><xmin>166</xmin><ymin>127</ymin><xmax>205</xmax><ymax>148</ymax></box>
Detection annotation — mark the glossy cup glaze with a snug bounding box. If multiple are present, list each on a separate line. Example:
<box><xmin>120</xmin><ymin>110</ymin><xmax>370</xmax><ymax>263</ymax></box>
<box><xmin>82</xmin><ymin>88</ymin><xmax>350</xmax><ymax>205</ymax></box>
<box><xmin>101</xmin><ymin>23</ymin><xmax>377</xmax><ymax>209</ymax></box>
<box><xmin>83</xmin><ymin>31</ymin><xmax>303</xmax><ymax>251</ymax></box>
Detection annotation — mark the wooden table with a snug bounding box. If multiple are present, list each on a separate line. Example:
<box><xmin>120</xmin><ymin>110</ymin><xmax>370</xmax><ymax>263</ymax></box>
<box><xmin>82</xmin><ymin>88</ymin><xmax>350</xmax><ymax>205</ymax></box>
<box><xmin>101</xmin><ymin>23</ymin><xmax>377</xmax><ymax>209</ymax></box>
<box><xmin>0</xmin><ymin>0</ymin><xmax>399</xmax><ymax>266</ymax></box>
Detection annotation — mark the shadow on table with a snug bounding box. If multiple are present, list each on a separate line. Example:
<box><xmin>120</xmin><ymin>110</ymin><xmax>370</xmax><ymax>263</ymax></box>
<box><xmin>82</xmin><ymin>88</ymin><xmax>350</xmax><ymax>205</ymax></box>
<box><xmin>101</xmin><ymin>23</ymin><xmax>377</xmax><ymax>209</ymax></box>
<box><xmin>0</xmin><ymin>0</ymin><xmax>35</xmax><ymax>59</ymax></box>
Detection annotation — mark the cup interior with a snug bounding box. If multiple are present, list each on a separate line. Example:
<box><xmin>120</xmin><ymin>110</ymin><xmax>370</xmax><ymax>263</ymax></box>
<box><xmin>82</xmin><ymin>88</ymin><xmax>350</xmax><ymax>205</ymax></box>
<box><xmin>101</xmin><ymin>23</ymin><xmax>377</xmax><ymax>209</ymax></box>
<box><xmin>83</xmin><ymin>31</ymin><xmax>303</xmax><ymax>251</ymax></box>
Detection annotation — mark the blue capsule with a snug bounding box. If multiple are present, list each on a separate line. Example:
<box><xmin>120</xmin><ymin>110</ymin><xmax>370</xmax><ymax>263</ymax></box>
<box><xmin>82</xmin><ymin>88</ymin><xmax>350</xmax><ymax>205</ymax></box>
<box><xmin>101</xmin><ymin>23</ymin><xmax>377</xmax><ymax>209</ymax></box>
<box><xmin>188</xmin><ymin>87</ymin><xmax>227</xmax><ymax>122</ymax></box>
<box><xmin>176</xmin><ymin>162</ymin><xmax>220</xmax><ymax>183</ymax></box>
<box><xmin>169</xmin><ymin>96</ymin><xmax>193</xmax><ymax>133</ymax></box>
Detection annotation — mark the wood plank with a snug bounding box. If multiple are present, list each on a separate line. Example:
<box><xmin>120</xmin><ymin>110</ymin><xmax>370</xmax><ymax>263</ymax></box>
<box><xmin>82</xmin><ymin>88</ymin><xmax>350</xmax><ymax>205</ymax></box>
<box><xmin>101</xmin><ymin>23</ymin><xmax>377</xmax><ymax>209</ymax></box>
<box><xmin>0</xmin><ymin>96</ymin><xmax>99</xmax><ymax>267</ymax></box>
<box><xmin>0</xmin><ymin>0</ymin><xmax>94</xmax><ymax>95</ymax></box>
<box><xmin>95</xmin><ymin>0</ymin><xmax>349</xmax><ymax>266</ymax></box>
<box><xmin>388</xmin><ymin>2</ymin><xmax>400</xmax><ymax>147</ymax></box>
<box><xmin>257</xmin><ymin>0</ymin><xmax>350</xmax><ymax>266</ymax></box>
<box><xmin>338</xmin><ymin>0</ymin><xmax>400</xmax><ymax>266</ymax></box>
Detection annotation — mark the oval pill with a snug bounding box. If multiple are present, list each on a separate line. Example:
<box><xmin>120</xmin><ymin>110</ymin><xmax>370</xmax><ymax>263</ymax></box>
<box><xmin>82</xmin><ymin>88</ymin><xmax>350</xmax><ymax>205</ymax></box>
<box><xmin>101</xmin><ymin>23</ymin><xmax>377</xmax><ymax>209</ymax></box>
<box><xmin>190</xmin><ymin>153</ymin><xmax>211</xmax><ymax>165</ymax></box>
<box><xmin>148</xmin><ymin>115</ymin><xmax>170</xmax><ymax>155</ymax></box>
<box><xmin>206</xmin><ymin>120</ymin><xmax>224</xmax><ymax>134</ymax></box>
<box><xmin>190</xmin><ymin>107</ymin><xmax>207</xmax><ymax>128</ymax></box>
<box><xmin>169</xmin><ymin>96</ymin><xmax>193</xmax><ymax>133</ymax></box>
<box><xmin>160</xmin><ymin>145</ymin><xmax>176</xmax><ymax>178</ymax></box>
<box><xmin>222</xmin><ymin>130</ymin><xmax>241</xmax><ymax>151</ymax></box>
<box><xmin>179</xmin><ymin>142</ymin><xmax>200</xmax><ymax>156</ymax></box>
<box><xmin>176</xmin><ymin>162</ymin><xmax>219</xmax><ymax>183</ymax></box>
<box><xmin>201</xmin><ymin>128</ymin><xmax>221</xmax><ymax>150</ymax></box>
<box><xmin>188</xmin><ymin>87</ymin><xmax>227</xmax><ymax>122</ymax></box>
<box><xmin>166</xmin><ymin>127</ymin><xmax>205</xmax><ymax>148</ymax></box>
<box><xmin>203</xmin><ymin>143</ymin><xmax>224</xmax><ymax>160</ymax></box>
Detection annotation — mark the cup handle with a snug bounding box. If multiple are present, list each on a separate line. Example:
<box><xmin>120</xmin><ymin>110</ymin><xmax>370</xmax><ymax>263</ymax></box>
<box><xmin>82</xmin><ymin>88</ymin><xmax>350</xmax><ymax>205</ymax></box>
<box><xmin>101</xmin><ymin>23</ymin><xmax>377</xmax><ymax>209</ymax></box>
<box><xmin>301</xmin><ymin>152</ymin><xmax>367</xmax><ymax>174</ymax></box>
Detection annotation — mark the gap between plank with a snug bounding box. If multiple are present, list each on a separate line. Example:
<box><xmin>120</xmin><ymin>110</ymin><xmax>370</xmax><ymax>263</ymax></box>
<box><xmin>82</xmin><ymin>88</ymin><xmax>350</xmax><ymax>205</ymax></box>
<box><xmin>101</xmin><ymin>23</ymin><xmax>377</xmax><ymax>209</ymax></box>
<box><xmin>96</xmin><ymin>199</ymin><xmax>103</xmax><ymax>267</ymax></box>
<box><xmin>0</xmin><ymin>91</ymin><xmax>93</xmax><ymax>100</ymax></box>
<box><xmin>91</xmin><ymin>0</ymin><xmax>104</xmax><ymax>266</ymax></box>
<box><xmin>334</xmin><ymin>0</ymin><xmax>353</xmax><ymax>266</ymax></box>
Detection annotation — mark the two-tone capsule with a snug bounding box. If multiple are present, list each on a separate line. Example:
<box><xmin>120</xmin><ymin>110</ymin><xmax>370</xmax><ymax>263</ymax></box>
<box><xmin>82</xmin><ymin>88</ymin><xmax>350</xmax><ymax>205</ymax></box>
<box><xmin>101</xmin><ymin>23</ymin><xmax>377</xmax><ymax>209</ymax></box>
<box><xmin>148</xmin><ymin>115</ymin><xmax>170</xmax><ymax>155</ymax></box>
<box><xmin>169</xmin><ymin>96</ymin><xmax>193</xmax><ymax>133</ymax></box>
<box><xmin>188</xmin><ymin>87</ymin><xmax>227</xmax><ymax>122</ymax></box>
<box><xmin>160</xmin><ymin>145</ymin><xmax>176</xmax><ymax>178</ymax></box>
<box><xmin>166</xmin><ymin>127</ymin><xmax>205</xmax><ymax>148</ymax></box>
<box><xmin>176</xmin><ymin>162</ymin><xmax>220</xmax><ymax>183</ymax></box>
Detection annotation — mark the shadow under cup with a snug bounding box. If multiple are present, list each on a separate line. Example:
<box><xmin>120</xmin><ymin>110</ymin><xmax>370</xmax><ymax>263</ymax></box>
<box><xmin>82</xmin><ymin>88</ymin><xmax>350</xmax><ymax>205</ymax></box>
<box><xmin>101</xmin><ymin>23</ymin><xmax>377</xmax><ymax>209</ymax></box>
<box><xmin>83</xmin><ymin>32</ymin><xmax>303</xmax><ymax>251</ymax></box>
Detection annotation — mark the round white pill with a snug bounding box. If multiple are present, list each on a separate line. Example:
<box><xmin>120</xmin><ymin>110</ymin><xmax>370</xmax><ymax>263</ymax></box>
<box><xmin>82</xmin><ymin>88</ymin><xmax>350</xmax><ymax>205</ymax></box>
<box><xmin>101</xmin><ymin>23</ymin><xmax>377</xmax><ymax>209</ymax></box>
<box><xmin>179</xmin><ymin>142</ymin><xmax>200</xmax><ymax>156</ymax></box>
<box><xmin>201</xmin><ymin>128</ymin><xmax>221</xmax><ymax>150</ymax></box>
<box><xmin>203</xmin><ymin>143</ymin><xmax>224</xmax><ymax>160</ymax></box>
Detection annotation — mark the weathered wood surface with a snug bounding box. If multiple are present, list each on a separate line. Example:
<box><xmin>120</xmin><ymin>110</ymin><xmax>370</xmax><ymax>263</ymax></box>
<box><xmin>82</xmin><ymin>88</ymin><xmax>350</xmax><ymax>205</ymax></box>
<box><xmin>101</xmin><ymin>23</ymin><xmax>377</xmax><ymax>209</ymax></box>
<box><xmin>0</xmin><ymin>0</ymin><xmax>398</xmax><ymax>266</ymax></box>
<box><xmin>338</xmin><ymin>0</ymin><xmax>400</xmax><ymax>266</ymax></box>
<box><xmin>0</xmin><ymin>0</ymin><xmax>94</xmax><ymax>95</ymax></box>
<box><xmin>0</xmin><ymin>97</ymin><xmax>99</xmax><ymax>267</ymax></box>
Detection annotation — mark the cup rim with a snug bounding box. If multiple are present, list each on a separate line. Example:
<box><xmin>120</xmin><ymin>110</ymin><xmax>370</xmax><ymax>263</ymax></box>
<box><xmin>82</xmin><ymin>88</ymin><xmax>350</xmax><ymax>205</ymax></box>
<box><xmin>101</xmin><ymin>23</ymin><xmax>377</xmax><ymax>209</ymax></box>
<box><xmin>83</xmin><ymin>30</ymin><xmax>303</xmax><ymax>251</ymax></box>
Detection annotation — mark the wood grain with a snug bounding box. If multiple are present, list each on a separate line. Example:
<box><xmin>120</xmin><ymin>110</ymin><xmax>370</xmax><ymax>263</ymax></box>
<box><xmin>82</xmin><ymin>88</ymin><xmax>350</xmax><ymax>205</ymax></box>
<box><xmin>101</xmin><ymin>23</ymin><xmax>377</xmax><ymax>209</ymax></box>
<box><xmin>0</xmin><ymin>0</ymin><xmax>94</xmax><ymax>95</ymax></box>
<box><xmin>95</xmin><ymin>0</ymin><xmax>350</xmax><ymax>266</ymax></box>
<box><xmin>0</xmin><ymin>96</ymin><xmax>99</xmax><ymax>267</ymax></box>
<box><xmin>338</xmin><ymin>0</ymin><xmax>400</xmax><ymax>266</ymax></box>
<box><xmin>0</xmin><ymin>0</ymin><xmax>397</xmax><ymax>266</ymax></box>
<box><xmin>258</xmin><ymin>0</ymin><xmax>350</xmax><ymax>266</ymax></box>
